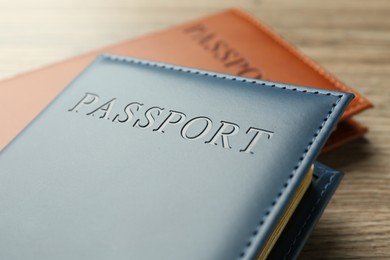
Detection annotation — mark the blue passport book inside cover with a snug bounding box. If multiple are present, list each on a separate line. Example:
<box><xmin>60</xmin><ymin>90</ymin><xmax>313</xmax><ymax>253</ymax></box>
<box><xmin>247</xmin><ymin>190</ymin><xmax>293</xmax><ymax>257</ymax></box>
<box><xmin>0</xmin><ymin>54</ymin><xmax>352</xmax><ymax>259</ymax></box>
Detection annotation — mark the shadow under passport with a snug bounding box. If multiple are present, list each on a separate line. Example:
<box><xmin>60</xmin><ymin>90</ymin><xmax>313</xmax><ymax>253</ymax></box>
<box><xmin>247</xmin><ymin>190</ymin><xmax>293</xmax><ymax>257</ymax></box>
<box><xmin>319</xmin><ymin>137</ymin><xmax>372</xmax><ymax>170</ymax></box>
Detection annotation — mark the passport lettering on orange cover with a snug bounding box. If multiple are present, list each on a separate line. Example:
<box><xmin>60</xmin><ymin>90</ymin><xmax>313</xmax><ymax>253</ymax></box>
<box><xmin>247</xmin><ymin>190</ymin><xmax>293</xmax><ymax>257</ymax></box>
<box><xmin>0</xmin><ymin>8</ymin><xmax>371</xmax><ymax>151</ymax></box>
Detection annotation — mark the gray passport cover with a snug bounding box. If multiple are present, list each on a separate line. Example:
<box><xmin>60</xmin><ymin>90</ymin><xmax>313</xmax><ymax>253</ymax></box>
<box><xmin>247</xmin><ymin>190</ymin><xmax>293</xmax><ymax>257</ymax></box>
<box><xmin>0</xmin><ymin>54</ymin><xmax>352</xmax><ymax>259</ymax></box>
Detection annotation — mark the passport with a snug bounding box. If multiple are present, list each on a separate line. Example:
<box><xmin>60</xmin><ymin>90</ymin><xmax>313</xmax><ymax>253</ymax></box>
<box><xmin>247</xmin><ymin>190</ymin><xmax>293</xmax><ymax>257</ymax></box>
<box><xmin>0</xmin><ymin>8</ymin><xmax>371</xmax><ymax>152</ymax></box>
<box><xmin>0</xmin><ymin>55</ymin><xmax>352</xmax><ymax>259</ymax></box>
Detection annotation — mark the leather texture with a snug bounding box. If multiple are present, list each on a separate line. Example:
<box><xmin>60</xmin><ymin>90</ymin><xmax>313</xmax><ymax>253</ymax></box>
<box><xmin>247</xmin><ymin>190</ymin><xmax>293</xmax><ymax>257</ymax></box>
<box><xmin>0</xmin><ymin>8</ymin><xmax>370</xmax><ymax>151</ymax></box>
<box><xmin>0</xmin><ymin>55</ymin><xmax>352</xmax><ymax>259</ymax></box>
<box><xmin>269</xmin><ymin>163</ymin><xmax>343</xmax><ymax>260</ymax></box>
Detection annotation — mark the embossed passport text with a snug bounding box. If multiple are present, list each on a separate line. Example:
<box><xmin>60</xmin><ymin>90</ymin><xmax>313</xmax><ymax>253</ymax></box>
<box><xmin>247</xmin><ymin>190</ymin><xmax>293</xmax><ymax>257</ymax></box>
<box><xmin>0</xmin><ymin>55</ymin><xmax>352</xmax><ymax>260</ymax></box>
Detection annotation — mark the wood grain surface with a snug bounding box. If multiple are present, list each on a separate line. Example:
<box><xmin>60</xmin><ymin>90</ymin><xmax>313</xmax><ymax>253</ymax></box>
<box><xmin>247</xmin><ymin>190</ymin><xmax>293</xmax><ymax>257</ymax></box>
<box><xmin>0</xmin><ymin>0</ymin><xmax>389</xmax><ymax>258</ymax></box>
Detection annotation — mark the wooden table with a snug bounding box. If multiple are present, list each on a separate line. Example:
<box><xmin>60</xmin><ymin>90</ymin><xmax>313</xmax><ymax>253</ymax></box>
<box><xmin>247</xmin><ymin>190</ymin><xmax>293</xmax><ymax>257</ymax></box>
<box><xmin>0</xmin><ymin>0</ymin><xmax>389</xmax><ymax>258</ymax></box>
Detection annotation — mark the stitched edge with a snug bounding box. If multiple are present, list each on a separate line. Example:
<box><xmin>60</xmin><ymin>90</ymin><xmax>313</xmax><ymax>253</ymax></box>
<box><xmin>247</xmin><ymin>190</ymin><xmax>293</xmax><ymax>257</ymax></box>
<box><xmin>236</xmin><ymin>99</ymin><xmax>341</xmax><ymax>260</ymax></box>
<box><xmin>282</xmin><ymin>171</ymin><xmax>336</xmax><ymax>260</ymax></box>
<box><xmin>99</xmin><ymin>54</ymin><xmax>345</xmax><ymax>260</ymax></box>
<box><xmin>231</xmin><ymin>8</ymin><xmax>370</xmax><ymax>115</ymax></box>
<box><xmin>101</xmin><ymin>54</ymin><xmax>342</xmax><ymax>98</ymax></box>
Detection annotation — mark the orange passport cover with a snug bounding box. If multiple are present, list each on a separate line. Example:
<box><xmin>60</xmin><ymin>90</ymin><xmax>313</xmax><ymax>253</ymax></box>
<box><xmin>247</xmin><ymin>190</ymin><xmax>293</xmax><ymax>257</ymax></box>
<box><xmin>0</xmin><ymin>8</ymin><xmax>371</xmax><ymax>151</ymax></box>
